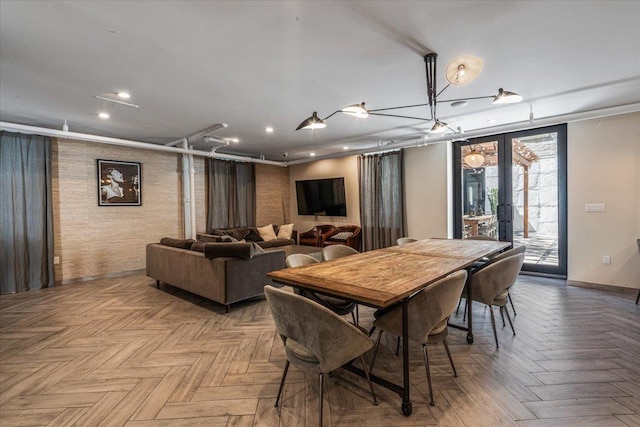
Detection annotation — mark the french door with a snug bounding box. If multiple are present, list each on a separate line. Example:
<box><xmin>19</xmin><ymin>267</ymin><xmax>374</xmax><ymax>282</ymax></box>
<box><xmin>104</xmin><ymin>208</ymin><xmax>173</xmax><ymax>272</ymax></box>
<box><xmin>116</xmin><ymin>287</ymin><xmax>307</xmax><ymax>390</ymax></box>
<box><xmin>453</xmin><ymin>124</ymin><xmax>567</xmax><ymax>276</ymax></box>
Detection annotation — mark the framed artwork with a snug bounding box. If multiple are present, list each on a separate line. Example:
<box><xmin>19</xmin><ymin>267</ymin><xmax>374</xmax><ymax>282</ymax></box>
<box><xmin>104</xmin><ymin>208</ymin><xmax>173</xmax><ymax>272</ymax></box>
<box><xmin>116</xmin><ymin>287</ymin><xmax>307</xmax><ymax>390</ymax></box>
<box><xmin>97</xmin><ymin>159</ymin><xmax>141</xmax><ymax>206</ymax></box>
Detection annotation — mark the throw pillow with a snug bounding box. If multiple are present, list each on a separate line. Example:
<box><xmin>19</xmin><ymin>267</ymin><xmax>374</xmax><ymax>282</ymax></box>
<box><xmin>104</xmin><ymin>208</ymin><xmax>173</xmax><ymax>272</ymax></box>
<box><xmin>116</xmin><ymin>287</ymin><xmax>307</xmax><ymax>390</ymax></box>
<box><xmin>244</xmin><ymin>228</ymin><xmax>263</xmax><ymax>242</ymax></box>
<box><xmin>330</xmin><ymin>231</ymin><xmax>354</xmax><ymax>241</ymax></box>
<box><xmin>190</xmin><ymin>241</ymin><xmax>207</xmax><ymax>252</ymax></box>
<box><xmin>204</xmin><ymin>242</ymin><xmax>254</xmax><ymax>259</ymax></box>
<box><xmin>277</xmin><ymin>223</ymin><xmax>294</xmax><ymax>240</ymax></box>
<box><xmin>257</xmin><ymin>224</ymin><xmax>277</xmax><ymax>241</ymax></box>
<box><xmin>160</xmin><ymin>237</ymin><xmax>196</xmax><ymax>249</ymax></box>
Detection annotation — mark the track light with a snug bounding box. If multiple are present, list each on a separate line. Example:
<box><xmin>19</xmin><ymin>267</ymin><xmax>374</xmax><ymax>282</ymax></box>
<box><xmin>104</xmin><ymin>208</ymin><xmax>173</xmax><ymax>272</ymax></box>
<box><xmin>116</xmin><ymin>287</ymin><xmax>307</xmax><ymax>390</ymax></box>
<box><xmin>492</xmin><ymin>88</ymin><xmax>523</xmax><ymax>104</ymax></box>
<box><xmin>296</xmin><ymin>111</ymin><xmax>326</xmax><ymax>130</ymax></box>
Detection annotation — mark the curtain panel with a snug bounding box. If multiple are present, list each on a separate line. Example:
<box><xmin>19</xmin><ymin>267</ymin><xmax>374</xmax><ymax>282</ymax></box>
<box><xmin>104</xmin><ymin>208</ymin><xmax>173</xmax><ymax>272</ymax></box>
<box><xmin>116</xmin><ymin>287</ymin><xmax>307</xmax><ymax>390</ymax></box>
<box><xmin>207</xmin><ymin>159</ymin><xmax>256</xmax><ymax>230</ymax></box>
<box><xmin>358</xmin><ymin>150</ymin><xmax>405</xmax><ymax>251</ymax></box>
<box><xmin>0</xmin><ymin>131</ymin><xmax>54</xmax><ymax>294</ymax></box>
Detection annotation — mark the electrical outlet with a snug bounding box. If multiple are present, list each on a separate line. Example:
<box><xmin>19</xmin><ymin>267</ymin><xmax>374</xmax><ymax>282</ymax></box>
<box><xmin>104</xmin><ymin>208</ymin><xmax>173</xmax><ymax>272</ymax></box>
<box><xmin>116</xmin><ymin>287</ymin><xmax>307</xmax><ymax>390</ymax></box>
<box><xmin>53</xmin><ymin>256</ymin><xmax>60</xmax><ymax>265</ymax></box>
<box><xmin>602</xmin><ymin>255</ymin><xmax>611</xmax><ymax>265</ymax></box>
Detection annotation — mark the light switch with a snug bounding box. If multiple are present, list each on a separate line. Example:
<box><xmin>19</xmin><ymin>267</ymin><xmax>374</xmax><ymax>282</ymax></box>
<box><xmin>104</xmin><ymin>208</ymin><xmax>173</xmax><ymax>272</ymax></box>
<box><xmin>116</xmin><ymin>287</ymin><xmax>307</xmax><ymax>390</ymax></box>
<box><xmin>585</xmin><ymin>203</ymin><xmax>606</xmax><ymax>212</ymax></box>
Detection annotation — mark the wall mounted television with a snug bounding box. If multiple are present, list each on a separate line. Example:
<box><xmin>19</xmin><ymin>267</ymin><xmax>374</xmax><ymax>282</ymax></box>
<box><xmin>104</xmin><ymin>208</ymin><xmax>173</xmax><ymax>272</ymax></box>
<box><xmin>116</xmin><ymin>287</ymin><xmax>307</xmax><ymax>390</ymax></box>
<box><xmin>295</xmin><ymin>177</ymin><xmax>347</xmax><ymax>216</ymax></box>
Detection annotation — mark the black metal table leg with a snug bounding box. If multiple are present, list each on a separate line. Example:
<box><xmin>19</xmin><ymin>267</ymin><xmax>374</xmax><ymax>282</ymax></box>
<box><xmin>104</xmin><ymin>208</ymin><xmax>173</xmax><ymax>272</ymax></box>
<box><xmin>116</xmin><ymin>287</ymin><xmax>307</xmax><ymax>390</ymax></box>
<box><xmin>401</xmin><ymin>299</ymin><xmax>412</xmax><ymax>416</ymax></box>
<box><xmin>466</xmin><ymin>269</ymin><xmax>474</xmax><ymax>344</ymax></box>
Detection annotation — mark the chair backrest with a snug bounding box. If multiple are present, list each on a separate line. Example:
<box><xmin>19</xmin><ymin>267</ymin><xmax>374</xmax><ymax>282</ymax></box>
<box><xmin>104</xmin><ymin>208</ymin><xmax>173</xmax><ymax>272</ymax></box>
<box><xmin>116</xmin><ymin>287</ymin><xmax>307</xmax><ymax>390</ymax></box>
<box><xmin>471</xmin><ymin>253</ymin><xmax>525</xmax><ymax>306</ymax></box>
<box><xmin>322</xmin><ymin>245</ymin><xmax>359</xmax><ymax>261</ymax></box>
<box><xmin>264</xmin><ymin>285</ymin><xmax>373</xmax><ymax>372</ymax></box>
<box><xmin>486</xmin><ymin>245</ymin><xmax>526</xmax><ymax>265</ymax></box>
<box><xmin>396</xmin><ymin>237</ymin><xmax>418</xmax><ymax>245</ymax></box>
<box><xmin>286</xmin><ymin>253</ymin><xmax>319</xmax><ymax>268</ymax></box>
<box><xmin>373</xmin><ymin>270</ymin><xmax>468</xmax><ymax>343</ymax></box>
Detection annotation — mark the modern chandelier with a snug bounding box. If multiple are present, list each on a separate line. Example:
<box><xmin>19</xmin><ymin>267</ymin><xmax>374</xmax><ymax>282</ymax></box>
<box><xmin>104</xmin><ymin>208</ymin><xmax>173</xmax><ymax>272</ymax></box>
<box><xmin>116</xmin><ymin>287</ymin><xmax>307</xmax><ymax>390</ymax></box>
<box><xmin>295</xmin><ymin>52</ymin><xmax>522</xmax><ymax>134</ymax></box>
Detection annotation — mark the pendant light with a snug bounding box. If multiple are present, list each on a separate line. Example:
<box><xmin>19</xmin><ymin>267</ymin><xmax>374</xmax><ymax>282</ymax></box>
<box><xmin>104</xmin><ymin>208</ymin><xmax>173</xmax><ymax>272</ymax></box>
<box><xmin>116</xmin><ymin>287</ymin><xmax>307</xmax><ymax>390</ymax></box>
<box><xmin>464</xmin><ymin>146</ymin><xmax>485</xmax><ymax>168</ymax></box>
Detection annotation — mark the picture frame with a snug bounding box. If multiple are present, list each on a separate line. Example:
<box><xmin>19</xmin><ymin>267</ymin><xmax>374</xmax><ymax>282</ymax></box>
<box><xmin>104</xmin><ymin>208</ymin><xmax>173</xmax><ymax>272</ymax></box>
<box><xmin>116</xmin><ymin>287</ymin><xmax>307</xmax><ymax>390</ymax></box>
<box><xmin>97</xmin><ymin>159</ymin><xmax>141</xmax><ymax>206</ymax></box>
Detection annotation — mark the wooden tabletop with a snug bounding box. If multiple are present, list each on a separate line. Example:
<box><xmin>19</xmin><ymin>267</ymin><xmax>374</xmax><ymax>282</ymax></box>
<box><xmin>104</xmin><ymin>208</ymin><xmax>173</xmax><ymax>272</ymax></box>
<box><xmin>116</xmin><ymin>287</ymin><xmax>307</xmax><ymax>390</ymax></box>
<box><xmin>268</xmin><ymin>238</ymin><xmax>510</xmax><ymax>308</ymax></box>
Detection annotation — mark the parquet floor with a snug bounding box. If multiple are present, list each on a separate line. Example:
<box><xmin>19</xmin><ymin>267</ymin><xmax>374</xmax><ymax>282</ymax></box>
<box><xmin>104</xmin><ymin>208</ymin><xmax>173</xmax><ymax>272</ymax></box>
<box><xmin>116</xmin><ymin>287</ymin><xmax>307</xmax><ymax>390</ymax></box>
<box><xmin>1</xmin><ymin>274</ymin><xmax>638</xmax><ymax>427</ymax></box>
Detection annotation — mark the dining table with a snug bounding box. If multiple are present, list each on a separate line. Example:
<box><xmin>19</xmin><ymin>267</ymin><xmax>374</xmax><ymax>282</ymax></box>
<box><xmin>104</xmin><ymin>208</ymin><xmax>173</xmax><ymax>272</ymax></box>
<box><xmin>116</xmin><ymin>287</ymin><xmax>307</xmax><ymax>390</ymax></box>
<box><xmin>463</xmin><ymin>214</ymin><xmax>496</xmax><ymax>236</ymax></box>
<box><xmin>267</xmin><ymin>238</ymin><xmax>510</xmax><ymax>416</ymax></box>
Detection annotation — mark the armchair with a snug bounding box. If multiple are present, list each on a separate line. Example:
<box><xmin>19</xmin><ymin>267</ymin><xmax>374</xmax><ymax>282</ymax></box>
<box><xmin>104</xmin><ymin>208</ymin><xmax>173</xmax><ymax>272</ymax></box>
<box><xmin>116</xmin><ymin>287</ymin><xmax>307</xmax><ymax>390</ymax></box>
<box><xmin>323</xmin><ymin>225</ymin><xmax>362</xmax><ymax>251</ymax></box>
<box><xmin>298</xmin><ymin>224</ymin><xmax>336</xmax><ymax>247</ymax></box>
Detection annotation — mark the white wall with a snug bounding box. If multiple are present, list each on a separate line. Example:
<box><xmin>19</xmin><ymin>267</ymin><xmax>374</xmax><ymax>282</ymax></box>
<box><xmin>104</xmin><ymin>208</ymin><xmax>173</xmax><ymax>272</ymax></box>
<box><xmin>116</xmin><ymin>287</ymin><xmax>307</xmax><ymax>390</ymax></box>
<box><xmin>289</xmin><ymin>156</ymin><xmax>360</xmax><ymax>233</ymax></box>
<box><xmin>567</xmin><ymin>112</ymin><xmax>640</xmax><ymax>289</ymax></box>
<box><xmin>404</xmin><ymin>143</ymin><xmax>450</xmax><ymax>239</ymax></box>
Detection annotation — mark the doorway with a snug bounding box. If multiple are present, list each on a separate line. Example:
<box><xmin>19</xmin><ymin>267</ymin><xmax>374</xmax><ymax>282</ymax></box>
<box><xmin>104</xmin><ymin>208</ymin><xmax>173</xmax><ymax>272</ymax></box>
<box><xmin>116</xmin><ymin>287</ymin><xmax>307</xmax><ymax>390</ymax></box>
<box><xmin>453</xmin><ymin>124</ymin><xmax>567</xmax><ymax>276</ymax></box>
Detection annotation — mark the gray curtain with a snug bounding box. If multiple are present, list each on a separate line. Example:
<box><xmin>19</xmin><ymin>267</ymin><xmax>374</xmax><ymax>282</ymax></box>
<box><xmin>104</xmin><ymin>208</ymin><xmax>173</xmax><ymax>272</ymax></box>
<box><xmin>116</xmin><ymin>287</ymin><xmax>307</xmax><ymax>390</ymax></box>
<box><xmin>0</xmin><ymin>131</ymin><xmax>54</xmax><ymax>294</ymax></box>
<box><xmin>359</xmin><ymin>150</ymin><xmax>405</xmax><ymax>251</ymax></box>
<box><xmin>207</xmin><ymin>159</ymin><xmax>256</xmax><ymax>230</ymax></box>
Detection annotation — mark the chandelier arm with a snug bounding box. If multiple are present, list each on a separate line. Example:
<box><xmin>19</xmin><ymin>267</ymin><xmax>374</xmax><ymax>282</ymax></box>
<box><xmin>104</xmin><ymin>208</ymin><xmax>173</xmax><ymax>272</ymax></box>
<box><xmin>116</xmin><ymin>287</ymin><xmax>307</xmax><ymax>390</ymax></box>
<box><xmin>369</xmin><ymin>103</ymin><xmax>429</xmax><ymax>112</ymax></box>
<box><xmin>368</xmin><ymin>112</ymin><xmax>431</xmax><ymax>121</ymax></box>
<box><xmin>436</xmin><ymin>83</ymin><xmax>451</xmax><ymax>99</ymax></box>
<box><xmin>323</xmin><ymin>110</ymin><xmax>342</xmax><ymax>120</ymax></box>
<box><xmin>437</xmin><ymin>95</ymin><xmax>495</xmax><ymax>103</ymax></box>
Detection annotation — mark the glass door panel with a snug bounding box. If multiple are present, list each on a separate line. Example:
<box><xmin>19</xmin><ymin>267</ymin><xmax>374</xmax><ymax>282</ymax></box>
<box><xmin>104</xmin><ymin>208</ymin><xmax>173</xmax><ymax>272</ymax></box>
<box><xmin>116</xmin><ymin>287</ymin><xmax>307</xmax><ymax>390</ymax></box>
<box><xmin>453</xmin><ymin>124</ymin><xmax>567</xmax><ymax>277</ymax></box>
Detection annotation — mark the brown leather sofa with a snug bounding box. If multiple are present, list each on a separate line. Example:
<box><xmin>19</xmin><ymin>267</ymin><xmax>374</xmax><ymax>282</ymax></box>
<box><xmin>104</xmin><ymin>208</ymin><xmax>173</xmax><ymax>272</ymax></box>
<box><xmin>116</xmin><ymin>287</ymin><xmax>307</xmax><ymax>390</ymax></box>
<box><xmin>197</xmin><ymin>225</ymin><xmax>297</xmax><ymax>249</ymax></box>
<box><xmin>323</xmin><ymin>225</ymin><xmax>362</xmax><ymax>251</ymax></box>
<box><xmin>299</xmin><ymin>224</ymin><xmax>336</xmax><ymax>247</ymax></box>
<box><xmin>146</xmin><ymin>239</ymin><xmax>285</xmax><ymax>312</ymax></box>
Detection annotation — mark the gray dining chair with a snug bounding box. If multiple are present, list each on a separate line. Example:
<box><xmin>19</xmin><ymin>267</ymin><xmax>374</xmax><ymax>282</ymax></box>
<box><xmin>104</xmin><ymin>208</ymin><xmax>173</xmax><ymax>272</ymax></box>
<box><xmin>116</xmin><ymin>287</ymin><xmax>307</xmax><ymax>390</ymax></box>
<box><xmin>322</xmin><ymin>244</ymin><xmax>359</xmax><ymax>261</ymax></box>
<box><xmin>285</xmin><ymin>254</ymin><xmax>358</xmax><ymax>324</ymax></box>
<box><xmin>264</xmin><ymin>285</ymin><xmax>377</xmax><ymax>426</ymax></box>
<box><xmin>368</xmin><ymin>270</ymin><xmax>468</xmax><ymax>406</ymax></box>
<box><xmin>396</xmin><ymin>237</ymin><xmax>418</xmax><ymax>245</ymax></box>
<box><xmin>469</xmin><ymin>252</ymin><xmax>525</xmax><ymax>348</ymax></box>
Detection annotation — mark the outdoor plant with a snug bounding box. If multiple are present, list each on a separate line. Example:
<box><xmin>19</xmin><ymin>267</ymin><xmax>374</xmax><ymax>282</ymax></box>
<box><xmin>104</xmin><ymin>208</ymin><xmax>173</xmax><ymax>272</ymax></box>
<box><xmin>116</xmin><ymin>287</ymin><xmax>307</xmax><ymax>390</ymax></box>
<box><xmin>488</xmin><ymin>187</ymin><xmax>499</xmax><ymax>214</ymax></box>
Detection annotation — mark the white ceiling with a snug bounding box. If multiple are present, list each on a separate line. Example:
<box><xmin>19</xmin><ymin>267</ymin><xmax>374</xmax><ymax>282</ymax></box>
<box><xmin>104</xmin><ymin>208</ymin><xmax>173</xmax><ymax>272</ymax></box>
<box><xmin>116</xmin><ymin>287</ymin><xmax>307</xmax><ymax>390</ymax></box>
<box><xmin>1</xmin><ymin>1</ymin><xmax>639</xmax><ymax>162</ymax></box>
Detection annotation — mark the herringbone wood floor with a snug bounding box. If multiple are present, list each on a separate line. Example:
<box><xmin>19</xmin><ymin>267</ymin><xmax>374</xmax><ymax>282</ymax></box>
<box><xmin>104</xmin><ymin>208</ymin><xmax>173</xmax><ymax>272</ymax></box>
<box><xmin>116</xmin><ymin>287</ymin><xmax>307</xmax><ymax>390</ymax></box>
<box><xmin>1</xmin><ymin>274</ymin><xmax>639</xmax><ymax>426</ymax></box>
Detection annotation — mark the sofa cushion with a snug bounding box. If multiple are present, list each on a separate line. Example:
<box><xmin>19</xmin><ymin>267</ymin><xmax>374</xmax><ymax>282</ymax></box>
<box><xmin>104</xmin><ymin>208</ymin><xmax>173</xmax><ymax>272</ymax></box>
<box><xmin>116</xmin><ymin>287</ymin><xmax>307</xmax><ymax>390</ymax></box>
<box><xmin>244</xmin><ymin>228</ymin><xmax>263</xmax><ymax>242</ymax></box>
<box><xmin>257</xmin><ymin>238</ymin><xmax>295</xmax><ymax>249</ymax></box>
<box><xmin>204</xmin><ymin>242</ymin><xmax>254</xmax><ymax>259</ymax></box>
<box><xmin>277</xmin><ymin>223</ymin><xmax>294</xmax><ymax>240</ymax></box>
<box><xmin>257</xmin><ymin>224</ymin><xmax>277</xmax><ymax>241</ymax></box>
<box><xmin>160</xmin><ymin>237</ymin><xmax>196</xmax><ymax>249</ymax></box>
<box><xmin>190</xmin><ymin>241</ymin><xmax>208</xmax><ymax>252</ymax></box>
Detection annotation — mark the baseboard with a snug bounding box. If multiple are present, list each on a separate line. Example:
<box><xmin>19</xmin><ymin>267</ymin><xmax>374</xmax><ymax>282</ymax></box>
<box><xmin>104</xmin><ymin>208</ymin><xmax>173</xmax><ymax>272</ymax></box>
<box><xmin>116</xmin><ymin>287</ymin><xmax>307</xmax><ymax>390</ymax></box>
<box><xmin>520</xmin><ymin>270</ymin><xmax>567</xmax><ymax>280</ymax></box>
<box><xmin>568</xmin><ymin>280</ymin><xmax>639</xmax><ymax>295</ymax></box>
<box><xmin>56</xmin><ymin>269</ymin><xmax>146</xmax><ymax>286</ymax></box>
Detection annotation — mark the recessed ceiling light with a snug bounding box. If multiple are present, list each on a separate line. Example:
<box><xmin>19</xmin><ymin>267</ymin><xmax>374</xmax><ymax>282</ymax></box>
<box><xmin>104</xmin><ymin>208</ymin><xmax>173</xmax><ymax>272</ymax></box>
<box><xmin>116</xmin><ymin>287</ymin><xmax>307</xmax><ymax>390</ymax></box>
<box><xmin>231</xmin><ymin>138</ymin><xmax>239</xmax><ymax>143</ymax></box>
<box><xmin>117</xmin><ymin>91</ymin><xmax>130</xmax><ymax>99</ymax></box>
<box><xmin>98</xmin><ymin>112</ymin><xmax>110</xmax><ymax>119</ymax></box>
<box><xmin>487</xmin><ymin>118</ymin><xmax>497</xmax><ymax>123</ymax></box>
<box><xmin>343</xmin><ymin>146</ymin><xmax>349</xmax><ymax>150</ymax></box>
<box><xmin>310</xmin><ymin>152</ymin><xmax>316</xmax><ymax>157</ymax></box>
<box><xmin>265</xmin><ymin>126</ymin><xmax>274</xmax><ymax>133</ymax></box>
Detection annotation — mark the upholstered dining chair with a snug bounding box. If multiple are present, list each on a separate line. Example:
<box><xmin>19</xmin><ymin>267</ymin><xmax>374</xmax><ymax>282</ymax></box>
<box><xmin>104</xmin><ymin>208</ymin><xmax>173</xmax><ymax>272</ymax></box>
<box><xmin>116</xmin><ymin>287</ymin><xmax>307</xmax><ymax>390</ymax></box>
<box><xmin>368</xmin><ymin>270</ymin><xmax>468</xmax><ymax>406</ymax></box>
<box><xmin>396</xmin><ymin>237</ymin><xmax>418</xmax><ymax>245</ymax></box>
<box><xmin>285</xmin><ymin>254</ymin><xmax>358</xmax><ymax>324</ymax></box>
<box><xmin>321</xmin><ymin>245</ymin><xmax>361</xmax><ymax>324</ymax></box>
<box><xmin>322</xmin><ymin>244</ymin><xmax>359</xmax><ymax>261</ymax></box>
<box><xmin>264</xmin><ymin>285</ymin><xmax>377</xmax><ymax>426</ymax></box>
<box><xmin>468</xmin><ymin>252</ymin><xmax>525</xmax><ymax>348</ymax></box>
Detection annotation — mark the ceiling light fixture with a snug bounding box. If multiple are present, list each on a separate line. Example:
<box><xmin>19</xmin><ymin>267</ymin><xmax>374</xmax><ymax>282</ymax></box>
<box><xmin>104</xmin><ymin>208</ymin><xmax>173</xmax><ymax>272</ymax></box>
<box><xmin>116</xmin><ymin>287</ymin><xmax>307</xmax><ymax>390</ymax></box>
<box><xmin>117</xmin><ymin>91</ymin><xmax>130</xmax><ymax>99</ymax></box>
<box><xmin>265</xmin><ymin>126</ymin><xmax>274</xmax><ymax>133</ymax></box>
<box><xmin>295</xmin><ymin>52</ymin><xmax>522</xmax><ymax>134</ymax></box>
<box><xmin>98</xmin><ymin>112</ymin><xmax>110</xmax><ymax>119</ymax></box>
<box><xmin>464</xmin><ymin>145</ymin><xmax>485</xmax><ymax>168</ymax></box>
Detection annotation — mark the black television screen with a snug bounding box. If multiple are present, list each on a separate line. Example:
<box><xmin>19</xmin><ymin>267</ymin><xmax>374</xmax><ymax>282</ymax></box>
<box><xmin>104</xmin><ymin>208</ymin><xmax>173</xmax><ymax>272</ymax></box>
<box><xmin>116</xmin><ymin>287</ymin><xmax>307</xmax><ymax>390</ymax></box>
<box><xmin>296</xmin><ymin>177</ymin><xmax>347</xmax><ymax>216</ymax></box>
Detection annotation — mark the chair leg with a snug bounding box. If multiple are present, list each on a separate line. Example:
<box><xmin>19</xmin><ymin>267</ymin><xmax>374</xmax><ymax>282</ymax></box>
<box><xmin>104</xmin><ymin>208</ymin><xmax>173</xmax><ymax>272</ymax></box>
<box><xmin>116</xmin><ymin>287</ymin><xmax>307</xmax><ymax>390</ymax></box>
<box><xmin>355</xmin><ymin>304</ymin><xmax>359</xmax><ymax>325</ymax></box>
<box><xmin>499</xmin><ymin>306</ymin><xmax>506</xmax><ymax>327</ymax></box>
<box><xmin>274</xmin><ymin>360</ymin><xmax>290</xmax><ymax>408</ymax></box>
<box><xmin>368</xmin><ymin>325</ymin><xmax>376</xmax><ymax>337</ymax></box>
<box><xmin>489</xmin><ymin>306</ymin><xmax>499</xmax><ymax>348</ymax></box>
<box><xmin>442</xmin><ymin>338</ymin><xmax>458</xmax><ymax>377</ymax></box>
<box><xmin>508</xmin><ymin>291</ymin><xmax>517</xmax><ymax>316</ymax></box>
<box><xmin>456</xmin><ymin>297</ymin><xmax>462</xmax><ymax>314</ymax></box>
<box><xmin>369</xmin><ymin>330</ymin><xmax>383</xmax><ymax>374</ymax></box>
<box><xmin>395</xmin><ymin>336</ymin><xmax>401</xmax><ymax>356</ymax></box>
<box><xmin>318</xmin><ymin>372</ymin><xmax>324</xmax><ymax>427</ymax></box>
<box><xmin>421</xmin><ymin>344</ymin><xmax>435</xmax><ymax>406</ymax></box>
<box><xmin>462</xmin><ymin>299</ymin><xmax>468</xmax><ymax>322</ymax></box>
<box><xmin>351</xmin><ymin>311</ymin><xmax>357</xmax><ymax>325</ymax></box>
<box><xmin>359</xmin><ymin>355</ymin><xmax>378</xmax><ymax>405</ymax></box>
<box><xmin>635</xmin><ymin>289</ymin><xmax>640</xmax><ymax>304</ymax></box>
<box><xmin>504</xmin><ymin>304</ymin><xmax>516</xmax><ymax>336</ymax></box>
